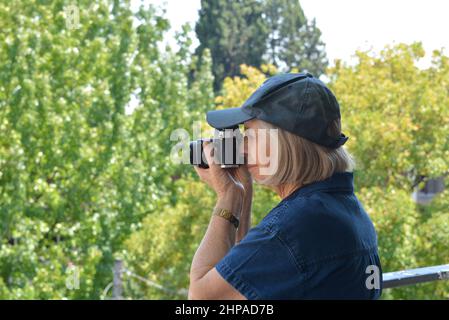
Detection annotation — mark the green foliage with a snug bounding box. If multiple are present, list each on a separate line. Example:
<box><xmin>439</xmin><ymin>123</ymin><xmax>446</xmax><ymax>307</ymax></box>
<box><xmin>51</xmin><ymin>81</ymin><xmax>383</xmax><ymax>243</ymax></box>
<box><xmin>329</xmin><ymin>42</ymin><xmax>449</xmax><ymax>190</ymax></box>
<box><xmin>358</xmin><ymin>186</ymin><xmax>420</xmax><ymax>299</ymax></box>
<box><xmin>124</xmin><ymin>180</ymin><xmax>213</xmax><ymax>299</ymax></box>
<box><xmin>195</xmin><ymin>0</ymin><xmax>269</xmax><ymax>92</ymax></box>
<box><xmin>263</xmin><ymin>0</ymin><xmax>328</xmax><ymax>75</ymax></box>
<box><xmin>195</xmin><ymin>0</ymin><xmax>328</xmax><ymax>92</ymax></box>
<box><xmin>0</xmin><ymin>0</ymin><xmax>214</xmax><ymax>299</ymax></box>
<box><xmin>328</xmin><ymin>42</ymin><xmax>449</xmax><ymax>299</ymax></box>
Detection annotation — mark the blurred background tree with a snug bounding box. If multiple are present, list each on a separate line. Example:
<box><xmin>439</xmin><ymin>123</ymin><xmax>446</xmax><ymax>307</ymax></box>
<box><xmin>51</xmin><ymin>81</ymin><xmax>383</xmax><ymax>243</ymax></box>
<box><xmin>328</xmin><ymin>42</ymin><xmax>449</xmax><ymax>299</ymax></box>
<box><xmin>195</xmin><ymin>0</ymin><xmax>328</xmax><ymax>93</ymax></box>
<box><xmin>263</xmin><ymin>0</ymin><xmax>328</xmax><ymax>75</ymax></box>
<box><xmin>195</xmin><ymin>0</ymin><xmax>269</xmax><ymax>93</ymax></box>
<box><xmin>0</xmin><ymin>0</ymin><xmax>214</xmax><ymax>298</ymax></box>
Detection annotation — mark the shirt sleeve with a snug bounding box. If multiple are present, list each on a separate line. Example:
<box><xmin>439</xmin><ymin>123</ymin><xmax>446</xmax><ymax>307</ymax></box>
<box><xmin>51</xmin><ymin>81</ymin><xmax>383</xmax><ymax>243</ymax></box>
<box><xmin>215</xmin><ymin>224</ymin><xmax>302</xmax><ymax>300</ymax></box>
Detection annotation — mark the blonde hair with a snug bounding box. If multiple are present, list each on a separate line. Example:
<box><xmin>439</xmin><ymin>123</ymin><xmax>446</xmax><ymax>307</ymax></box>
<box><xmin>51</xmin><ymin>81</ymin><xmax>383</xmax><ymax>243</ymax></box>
<box><xmin>256</xmin><ymin>119</ymin><xmax>356</xmax><ymax>186</ymax></box>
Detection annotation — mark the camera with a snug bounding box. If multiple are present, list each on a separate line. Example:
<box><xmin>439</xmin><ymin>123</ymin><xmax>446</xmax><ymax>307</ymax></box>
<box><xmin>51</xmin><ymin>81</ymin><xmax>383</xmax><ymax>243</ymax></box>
<box><xmin>189</xmin><ymin>127</ymin><xmax>244</xmax><ymax>169</ymax></box>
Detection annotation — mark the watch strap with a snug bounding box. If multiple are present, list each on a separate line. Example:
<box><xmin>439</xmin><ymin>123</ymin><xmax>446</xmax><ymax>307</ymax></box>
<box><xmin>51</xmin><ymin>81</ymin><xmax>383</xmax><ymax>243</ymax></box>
<box><xmin>213</xmin><ymin>207</ymin><xmax>239</xmax><ymax>229</ymax></box>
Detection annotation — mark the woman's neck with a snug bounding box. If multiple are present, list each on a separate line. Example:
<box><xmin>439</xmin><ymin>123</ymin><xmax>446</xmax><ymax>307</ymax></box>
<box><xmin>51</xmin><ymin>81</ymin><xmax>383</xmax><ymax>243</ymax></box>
<box><xmin>274</xmin><ymin>183</ymin><xmax>302</xmax><ymax>199</ymax></box>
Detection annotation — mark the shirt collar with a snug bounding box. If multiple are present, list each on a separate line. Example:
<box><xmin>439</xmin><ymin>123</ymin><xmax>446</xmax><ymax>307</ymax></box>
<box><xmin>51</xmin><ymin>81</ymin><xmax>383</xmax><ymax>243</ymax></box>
<box><xmin>282</xmin><ymin>171</ymin><xmax>355</xmax><ymax>201</ymax></box>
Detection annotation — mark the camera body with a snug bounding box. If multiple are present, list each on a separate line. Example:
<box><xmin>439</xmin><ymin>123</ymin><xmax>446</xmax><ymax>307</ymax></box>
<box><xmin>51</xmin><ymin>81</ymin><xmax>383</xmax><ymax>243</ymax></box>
<box><xmin>189</xmin><ymin>127</ymin><xmax>244</xmax><ymax>169</ymax></box>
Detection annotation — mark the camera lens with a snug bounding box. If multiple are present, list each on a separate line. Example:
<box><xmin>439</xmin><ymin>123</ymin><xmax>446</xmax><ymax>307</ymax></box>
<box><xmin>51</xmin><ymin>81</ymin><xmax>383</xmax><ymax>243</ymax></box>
<box><xmin>189</xmin><ymin>129</ymin><xmax>244</xmax><ymax>169</ymax></box>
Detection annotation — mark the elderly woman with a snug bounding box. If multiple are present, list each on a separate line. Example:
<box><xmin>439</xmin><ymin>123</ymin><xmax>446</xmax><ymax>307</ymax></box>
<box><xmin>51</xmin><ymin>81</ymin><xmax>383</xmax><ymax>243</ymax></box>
<box><xmin>188</xmin><ymin>73</ymin><xmax>382</xmax><ymax>300</ymax></box>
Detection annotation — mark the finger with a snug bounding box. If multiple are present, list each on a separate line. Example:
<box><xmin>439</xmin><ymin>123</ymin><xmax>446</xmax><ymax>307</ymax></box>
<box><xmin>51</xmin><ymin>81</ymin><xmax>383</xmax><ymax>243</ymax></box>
<box><xmin>238</xmin><ymin>164</ymin><xmax>251</xmax><ymax>179</ymax></box>
<box><xmin>193</xmin><ymin>165</ymin><xmax>202</xmax><ymax>175</ymax></box>
<box><xmin>203</xmin><ymin>141</ymin><xmax>237</xmax><ymax>185</ymax></box>
<box><xmin>230</xmin><ymin>164</ymin><xmax>248</xmax><ymax>178</ymax></box>
<box><xmin>227</xmin><ymin>168</ymin><xmax>241</xmax><ymax>186</ymax></box>
<box><xmin>194</xmin><ymin>165</ymin><xmax>212</xmax><ymax>184</ymax></box>
<box><xmin>229</xmin><ymin>165</ymin><xmax>252</xmax><ymax>188</ymax></box>
<box><xmin>203</xmin><ymin>141</ymin><xmax>219</xmax><ymax>171</ymax></box>
<box><xmin>194</xmin><ymin>164</ymin><xmax>206</xmax><ymax>179</ymax></box>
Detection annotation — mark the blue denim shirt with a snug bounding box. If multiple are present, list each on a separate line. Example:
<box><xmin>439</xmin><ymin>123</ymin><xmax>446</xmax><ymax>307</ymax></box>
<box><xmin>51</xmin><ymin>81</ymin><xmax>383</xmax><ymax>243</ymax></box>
<box><xmin>215</xmin><ymin>171</ymin><xmax>382</xmax><ymax>299</ymax></box>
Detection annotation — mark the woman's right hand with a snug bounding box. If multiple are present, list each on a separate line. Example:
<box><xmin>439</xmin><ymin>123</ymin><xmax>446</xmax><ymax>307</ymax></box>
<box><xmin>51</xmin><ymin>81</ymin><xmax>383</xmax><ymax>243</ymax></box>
<box><xmin>228</xmin><ymin>165</ymin><xmax>253</xmax><ymax>197</ymax></box>
<box><xmin>229</xmin><ymin>165</ymin><xmax>253</xmax><ymax>244</ymax></box>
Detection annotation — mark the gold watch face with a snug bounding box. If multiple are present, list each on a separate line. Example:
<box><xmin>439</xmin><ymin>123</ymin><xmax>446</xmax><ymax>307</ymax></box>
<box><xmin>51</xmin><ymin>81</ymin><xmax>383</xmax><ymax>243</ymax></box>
<box><xmin>218</xmin><ymin>209</ymin><xmax>232</xmax><ymax>219</ymax></box>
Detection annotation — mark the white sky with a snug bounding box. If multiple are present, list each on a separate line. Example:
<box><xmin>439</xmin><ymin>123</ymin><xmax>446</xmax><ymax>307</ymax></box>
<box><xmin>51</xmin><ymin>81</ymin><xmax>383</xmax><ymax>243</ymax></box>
<box><xmin>146</xmin><ymin>0</ymin><xmax>449</xmax><ymax>68</ymax></box>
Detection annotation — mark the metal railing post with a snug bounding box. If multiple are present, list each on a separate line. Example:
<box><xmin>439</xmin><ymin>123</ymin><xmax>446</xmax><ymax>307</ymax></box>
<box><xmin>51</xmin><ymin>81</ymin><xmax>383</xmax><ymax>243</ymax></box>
<box><xmin>113</xmin><ymin>259</ymin><xmax>123</xmax><ymax>300</ymax></box>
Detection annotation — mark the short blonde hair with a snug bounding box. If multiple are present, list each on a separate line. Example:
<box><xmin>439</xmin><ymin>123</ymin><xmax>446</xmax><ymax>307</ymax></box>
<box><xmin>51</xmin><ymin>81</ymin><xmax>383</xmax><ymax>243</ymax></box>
<box><xmin>256</xmin><ymin>118</ymin><xmax>356</xmax><ymax>186</ymax></box>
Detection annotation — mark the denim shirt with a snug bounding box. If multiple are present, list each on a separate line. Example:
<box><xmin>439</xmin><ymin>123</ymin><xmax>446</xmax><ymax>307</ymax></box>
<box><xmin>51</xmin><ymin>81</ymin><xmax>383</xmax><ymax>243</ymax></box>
<box><xmin>215</xmin><ymin>171</ymin><xmax>382</xmax><ymax>299</ymax></box>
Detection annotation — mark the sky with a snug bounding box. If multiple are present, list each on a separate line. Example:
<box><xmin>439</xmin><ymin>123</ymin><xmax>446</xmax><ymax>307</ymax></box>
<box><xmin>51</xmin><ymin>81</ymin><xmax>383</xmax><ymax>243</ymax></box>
<box><xmin>145</xmin><ymin>0</ymin><xmax>449</xmax><ymax>68</ymax></box>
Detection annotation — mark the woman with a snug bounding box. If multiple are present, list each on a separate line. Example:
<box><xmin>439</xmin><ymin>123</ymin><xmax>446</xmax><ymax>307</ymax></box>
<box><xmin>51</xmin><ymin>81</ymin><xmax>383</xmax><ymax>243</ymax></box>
<box><xmin>188</xmin><ymin>73</ymin><xmax>382</xmax><ymax>300</ymax></box>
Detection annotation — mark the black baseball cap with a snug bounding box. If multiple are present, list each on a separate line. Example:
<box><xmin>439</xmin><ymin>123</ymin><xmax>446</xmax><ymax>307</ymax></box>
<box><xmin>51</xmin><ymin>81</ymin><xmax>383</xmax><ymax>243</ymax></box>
<box><xmin>206</xmin><ymin>72</ymin><xmax>349</xmax><ymax>148</ymax></box>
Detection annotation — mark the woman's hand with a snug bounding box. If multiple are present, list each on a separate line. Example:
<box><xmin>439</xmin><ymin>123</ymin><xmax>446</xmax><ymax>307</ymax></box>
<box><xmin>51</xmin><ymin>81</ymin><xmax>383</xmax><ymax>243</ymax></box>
<box><xmin>228</xmin><ymin>163</ymin><xmax>253</xmax><ymax>244</ymax></box>
<box><xmin>228</xmin><ymin>165</ymin><xmax>253</xmax><ymax>196</ymax></box>
<box><xmin>194</xmin><ymin>141</ymin><xmax>244</xmax><ymax>198</ymax></box>
<box><xmin>194</xmin><ymin>141</ymin><xmax>253</xmax><ymax>243</ymax></box>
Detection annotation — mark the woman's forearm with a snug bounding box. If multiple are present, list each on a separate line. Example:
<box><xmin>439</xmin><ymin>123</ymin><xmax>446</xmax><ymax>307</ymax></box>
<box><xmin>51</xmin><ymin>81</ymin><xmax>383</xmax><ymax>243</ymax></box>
<box><xmin>236</xmin><ymin>188</ymin><xmax>252</xmax><ymax>244</ymax></box>
<box><xmin>189</xmin><ymin>189</ymin><xmax>243</xmax><ymax>282</ymax></box>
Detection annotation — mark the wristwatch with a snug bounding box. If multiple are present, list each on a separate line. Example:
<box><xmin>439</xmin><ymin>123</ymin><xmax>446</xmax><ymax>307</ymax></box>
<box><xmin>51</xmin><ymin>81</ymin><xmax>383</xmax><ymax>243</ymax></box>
<box><xmin>213</xmin><ymin>207</ymin><xmax>239</xmax><ymax>229</ymax></box>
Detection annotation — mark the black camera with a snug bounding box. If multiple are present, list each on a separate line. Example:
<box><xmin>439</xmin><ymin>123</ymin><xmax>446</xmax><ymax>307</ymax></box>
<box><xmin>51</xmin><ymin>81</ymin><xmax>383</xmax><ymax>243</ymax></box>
<box><xmin>189</xmin><ymin>127</ymin><xmax>244</xmax><ymax>169</ymax></box>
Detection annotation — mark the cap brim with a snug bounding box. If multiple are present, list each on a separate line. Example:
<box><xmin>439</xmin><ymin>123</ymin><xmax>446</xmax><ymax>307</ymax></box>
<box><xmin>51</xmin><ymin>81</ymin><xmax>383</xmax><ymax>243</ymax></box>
<box><xmin>206</xmin><ymin>107</ymin><xmax>255</xmax><ymax>129</ymax></box>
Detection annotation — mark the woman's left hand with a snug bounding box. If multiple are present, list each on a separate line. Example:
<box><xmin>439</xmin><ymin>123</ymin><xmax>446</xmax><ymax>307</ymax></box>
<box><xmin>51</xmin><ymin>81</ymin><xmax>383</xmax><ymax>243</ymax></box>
<box><xmin>194</xmin><ymin>141</ymin><xmax>244</xmax><ymax>198</ymax></box>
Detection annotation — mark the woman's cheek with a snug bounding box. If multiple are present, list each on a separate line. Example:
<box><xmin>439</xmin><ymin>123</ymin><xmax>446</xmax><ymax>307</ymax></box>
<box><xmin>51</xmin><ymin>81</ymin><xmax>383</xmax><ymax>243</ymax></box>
<box><xmin>246</xmin><ymin>144</ymin><xmax>257</xmax><ymax>166</ymax></box>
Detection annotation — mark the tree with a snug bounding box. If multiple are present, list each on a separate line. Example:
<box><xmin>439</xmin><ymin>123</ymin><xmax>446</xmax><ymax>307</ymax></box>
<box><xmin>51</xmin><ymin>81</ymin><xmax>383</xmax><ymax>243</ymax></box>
<box><xmin>0</xmin><ymin>0</ymin><xmax>214</xmax><ymax>299</ymax></box>
<box><xmin>263</xmin><ymin>0</ymin><xmax>328</xmax><ymax>75</ymax></box>
<box><xmin>195</xmin><ymin>0</ymin><xmax>269</xmax><ymax>92</ymax></box>
<box><xmin>195</xmin><ymin>0</ymin><xmax>328</xmax><ymax>94</ymax></box>
<box><xmin>328</xmin><ymin>42</ymin><xmax>449</xmax><ymax>299</ymax></box>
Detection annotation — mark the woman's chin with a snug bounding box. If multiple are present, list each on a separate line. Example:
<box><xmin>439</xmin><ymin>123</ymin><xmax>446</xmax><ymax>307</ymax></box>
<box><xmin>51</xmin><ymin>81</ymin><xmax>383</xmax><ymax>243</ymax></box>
<box><xmin>248</xmin><ymin>166</ymin><xmax>265</xmax><ymax>184</ymax></box>
<box><xmin>247</xmin><ymin>165</ymin><xmax>257</xmax><ymax>174</ymax></box>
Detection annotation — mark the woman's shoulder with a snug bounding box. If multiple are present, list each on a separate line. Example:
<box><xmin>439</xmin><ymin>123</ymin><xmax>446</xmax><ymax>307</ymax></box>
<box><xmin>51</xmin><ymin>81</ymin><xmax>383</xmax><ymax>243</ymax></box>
<box><xmin>274</xmin><ymin>191</ymin><xmax>379</xmax><ymax>257</ymax></box>
<box><xmin>277</xmin><ymin>188</ymin><xmax>372</xmax><ymax>226</ymax></box>
<box><xmin>257</xmin><ymin>193</ymin><xmax>325</xmax><ymax>234</ymax></box>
